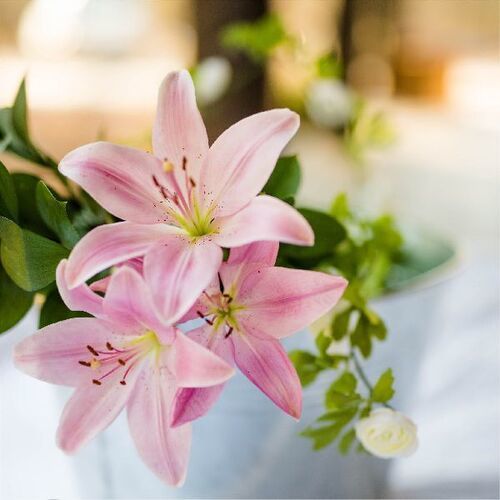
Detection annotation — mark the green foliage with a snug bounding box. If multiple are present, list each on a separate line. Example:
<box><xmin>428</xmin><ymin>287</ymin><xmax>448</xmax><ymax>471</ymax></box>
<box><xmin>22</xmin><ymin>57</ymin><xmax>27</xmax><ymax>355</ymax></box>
<box><xmin>0</xmin><ymin>161</ymin><xmax>18</xmax><ymax>221</ymax></box>
<box><xmin>262</xmin><ymin>155</ymin><xmax>301</xmax><ymax>201</ymax></box>
<box><xmin>288</xmin><ymin>350</ymin><xmax>323</xmax><ymax>387</ymax></box>
<box><xmin>338</xmin><ymin>428</ymin><xmax>356</xmax><ymax>455</ymax></box>
<box><xmin>39</xmin><ymin>288</ymin><xmax>89</xmax><ymax>328</ymax></box>
<box><xmin>36</xmin><ymin>181</ymin><xmax>81</xmax><ymax>249</ymax></box>
<box><xmin>0</xmin><ymin>264</ymin><xmax>33</xmax><ymax>334</ymax></box>
<box><xmin>220</xmin><ymin>14</ymin><xmax>290</xmax><ymax>62</ymax></box>
<box><xmin>331</xmin><ymin>307</ymin><xmax>352</xmax><ymax>340</ymax></box>
<box><xmin>316</xmin><ymin>54</ymin><xmax>343</xmax><ymax>79</ymax></box>
<box><xmin>0</xmin><ymin>79</ymin><xmax>57</xmax><ymax>168</ymax></box>
<box><xmin>279</xmin><ymin>208</ymin><xmax>346</xmax><ymax>267</ymax></box>
<box><xmin>12</xmin><ymin>173</ymin><xmax>54</xmax><ymax>238</ymax></box>
<box><xmin>372</xmin><ymin>369</ymin><xmax>395</xmax><ymax>403</ymax></box>
<box><xmin>343</xmin><ymin>98</ymin><xmax>395</xmax><ymax>163</ymax></box>
<box><xmin>0</xmin><ymin>216</ymin><xmax>68</xmax><ymax>291</ymax></box>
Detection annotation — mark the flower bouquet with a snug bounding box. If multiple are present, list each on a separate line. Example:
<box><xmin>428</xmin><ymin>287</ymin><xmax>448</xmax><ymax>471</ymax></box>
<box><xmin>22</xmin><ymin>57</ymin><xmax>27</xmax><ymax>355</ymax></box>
<box><xmin>0</xmin><ymin>70</ymin><xmax>422</xmax><ymax>491</ymax></box>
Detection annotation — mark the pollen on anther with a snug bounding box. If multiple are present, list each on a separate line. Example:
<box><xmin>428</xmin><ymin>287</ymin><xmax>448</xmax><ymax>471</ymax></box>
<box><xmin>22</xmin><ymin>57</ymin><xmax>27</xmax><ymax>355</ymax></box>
<box><xmin>87</xmin><ymin>345</ymin><xmax>99</xmax><ymax>356</ymax></box>
<box><xmin>79</xmin><ymin>360</ymin><xmax>91</xmax><ymax>367</ymax></box>
<box><xmin>118</xmin><ymin>359</ymin><xmax>126</xmax><ymax>366</ymax></box>
<box><xmin>106</xmin><ymin>342</ymin><xmax>114</xmax><ymax>350</ymax></box>
<box><xmin>120</xmin><ymin>380</ymin><xmax>127</xmax><ymax>386</ymax></box>
<box><xmin>92</xmin><ymin>379</ymin><xmax>102</xmax><ymax>386</ymax></box>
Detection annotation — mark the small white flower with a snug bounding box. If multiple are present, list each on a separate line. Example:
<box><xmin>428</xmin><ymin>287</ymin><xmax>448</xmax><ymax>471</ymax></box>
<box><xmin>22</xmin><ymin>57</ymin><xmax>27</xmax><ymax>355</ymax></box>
<box><xmin>355</xmin><ymin>408</ymin><xmax>418</xmax><ymax>458</ymax></box>
<box><xmin>305</xmin><ymin>78</ymin><xmax>354</xmax><ymax>129</ymax></box>
<box><xmin>193</xmin><ymin>56</ymin><xmax>232</xmax><ymax>106</ymax></box>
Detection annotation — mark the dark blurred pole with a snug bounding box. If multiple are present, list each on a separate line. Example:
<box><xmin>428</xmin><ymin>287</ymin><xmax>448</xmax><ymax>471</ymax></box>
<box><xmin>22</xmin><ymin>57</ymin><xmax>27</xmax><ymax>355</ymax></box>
<box><xmin>195</xmin><ymin>0</ymin><xmax>267</xmax><ymax>140</ymax></box>
<box><xmin>339</xmin><ymin>0</ymin><xmax>354</xmax><ymax>82</ymax></box>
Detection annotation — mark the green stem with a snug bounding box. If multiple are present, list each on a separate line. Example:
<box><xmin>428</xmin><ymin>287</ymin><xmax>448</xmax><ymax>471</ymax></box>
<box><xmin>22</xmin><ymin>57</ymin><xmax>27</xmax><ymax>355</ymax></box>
<box><xmin>350</xmin><ymin>350</ymin><xmax>393</xmax><ymax>410</ymax></box>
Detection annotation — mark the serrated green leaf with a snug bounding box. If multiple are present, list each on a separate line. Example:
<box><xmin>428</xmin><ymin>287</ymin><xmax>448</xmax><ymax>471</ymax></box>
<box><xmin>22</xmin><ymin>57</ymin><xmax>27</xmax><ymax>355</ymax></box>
<box><xmin>0</xmin><ymin>160</ymin><xmax>18</xmax><ymax>221</ymax></box>
<box><xmin>338</xmin><ymin>428</ymin><xmax>356</xmax><ymax>455</ymax></box>
<box><xmin>289</xmin><ymin>350</ymin><xmax>322</xmax><ymax>387</ymax></box>
<box><xmin>372</xmin><ymin>368</ymin><xmax>395</xmax><ymax>403</ymax></box>
<box><xmin>0</xmin><ymin>216</ymin><xmax>68</xmax><ymax>291</ymax></box>
<box><xmin>39</xmin><ymin>288</ymin><xmax>90</xmax><ymax>328</ymax></box>
<box><xmin>262</xmin><ymin>155</ymin><xmax>301</xmax><ymax>201</ymax></box>
<box><xmin>332</xmin><ymin>307</ymin><xmax>352</xmax><ymax>340</ymax></box>
<box><xmin>0</xmin><ymin>263</ymin><xmax>33</xmax><ymax>334</ymax></box>
<box><xmin>36</xmin><ymin>181</ymin><xmax>80</xmax><ymax>249</ymax></box>
<box><xmin>332</xmin><ymin>371</ymin><xmax>357</xmax><ymax>395</ymax></box>
<box><xmin>301</xmin><ymin>422</ymin><xmax>345</xmax><ymax>450</ymax></box>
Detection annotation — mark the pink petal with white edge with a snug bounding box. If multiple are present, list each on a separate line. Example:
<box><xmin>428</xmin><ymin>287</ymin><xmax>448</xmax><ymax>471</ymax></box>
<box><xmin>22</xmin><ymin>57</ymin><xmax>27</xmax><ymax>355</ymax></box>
<box><xmin>214</xmin><ymin>195</ymin><xmax>314</xmax><ymax>248</ymax></box>
<box><xmin>14</xmin><ymin>318</ymin><xmax>128</xmax><ymax>386</ymax></box>
<box><xmin>144</xmin><ymin>236</ymin><xmax>222</xmax><ymax>324</ymax></box>
<box><xmin>59</xmin><ymin>142</ymin><xmax>172</xmax><ymax>224</ymax></box>
<box><xmin>200</xmin><ymin>109</ymin><xmax>299</xmax><ymax>217</ymax></box>
<box><xmin>153</xmin><ymin>70</ymin><xmax>209</xmax><ymax>199</ymax></box>
<box><xmin>232</xmin><ymin>331</ymin><xmax>302</xmax><ymax>419</ymax></box>
<box><xmin>102</xmin><ymin>267</ymin><xmax>173</xmax><ymax>341</ymax></box>
<box><xmin>127</xmin><ymin>357</ymin><xmax>192</xmax><ymax>487</ymax></box>
<box><xmin>171</xmin><ymin>325</ymin><xmax>235</xmax><ymax>427</ymax></box>
<box><xmin>56</xmin><ymin>360</ymin><xmax>141</xmax><ymax>453</ymax></box>
<box><xmin>172</xmin><ymin>329</ymin><xmax>234</xmax><ymax>388</ymax></box>
<box><xmin>64</xmin><ymin>221</ymin><xmax>179</xmax><ymax>288</ymax></box>
<box><xmin>238</xmin><ymin>268</ymin><xmax>348</xmax><ymax>339</ymax></box>
<box><xmin>57</xmin><ymin>260</ymin><xmax>103</xmax><ymax>317</ymax></box>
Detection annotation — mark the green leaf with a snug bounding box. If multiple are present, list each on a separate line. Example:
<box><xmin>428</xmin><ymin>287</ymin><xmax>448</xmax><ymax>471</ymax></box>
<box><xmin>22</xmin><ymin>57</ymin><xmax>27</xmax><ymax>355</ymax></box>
<box><xmin>0</xmin><ymin>160</ymin><xmax>18</xmax><ymax>221</ymax></box>
<box><xmin>351</xmin><ymin>313</ymin><xmax>372</xmax><ymax>358</ymax></box>
<box><xmin>315</xmin><ymin>330</ymin><xmax>331</xmax><ymax>357</ymax></box>
<box><xmin>221</xmin><ymin>14</ymin><xmax>290</xmax><ymax>62</ymax></box>
<box><xmin>325</xmin><ymin>372</ymin><xmax>360</xmax><ymax>410</ymax></box>
<box><xmin>301</xmin><ymin>422</ymin><xmax>345</xmax><ymax>450</ymax></box>
<box><xmin>36</xmin><ymin>181</ymin><xmax>80</xmax><ymax>249</ymax></box>
<box><xmin>338</xmin><ymin>428</ymin><xmax>356</xmax><ymax>455</ymax></box>
<box><xmin>12</xmin><ymin>173</ymin><xmax>53</xmax><ymax>237</ymax></box>
<box><xmin>39</xmin><ymin>288</ymin><xmax>90</xmax><ymax>328</ymax></box>
<box><xmin>262</xmin><ymin>155</ymin><xmax>301</xmax><ymax>201</ymax></box>
<box><xmin>289</xmin><ymin>350</ymin><xmax>322</xmax><ymax>387</ymax></box>
<box><xmin>0</xmin><ymin>216</ymin><xmax>68</xmax><ymax>291</ymax></box>
<box><xmin>280</xmin><ymin>208</ymin><xmax>346</xmax><ymax>264</ymax></box>
<box><xmin>0</xmin><ymin>263</ymin><xmax>33</xmax><ymax>334</ymax></box>
<box><xmin>316</xmin><ymin>54</ymin><xmax>342</xmax><ymax>79</ymax></box>
<box><xmin>330</xmin><ymin>192</ymin><xmax>350</xmax><ymax>220</ymax></box>
<box><xmin>332</xmin><ymin>307</ymin><xmax>352</xmax><ymax>340</ymax></box>
<box><xmin>12</xmin><ymin>78</ymin><xmax>29</xmax><ymax>143</ymax></box>
<box><xmin>372</xmin><ymin>368</ymin><xmax>395</xmax><ymax>403</ymax></box>
<box><xmin>331</xmin><ymin>371</ymin><xmax>357</xmax><ymax>395</ymax></box>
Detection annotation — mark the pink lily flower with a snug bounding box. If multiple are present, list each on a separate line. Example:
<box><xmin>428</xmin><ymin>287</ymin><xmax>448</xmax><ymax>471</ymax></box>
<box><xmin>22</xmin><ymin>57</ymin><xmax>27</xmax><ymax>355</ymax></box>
<box><xmin>171</xmin><ymin>241</ymin><xmax>348</xmax><ymax>426</ymax></box>
<box><xmin>14</xmin><ymin>261</ymin><xmax>235</xmax><ymax>486</ymax></box>
<box><xmin>59</xmin><ymin>70</ymin><xmax>313</xmax><ymax>323</ymax></box>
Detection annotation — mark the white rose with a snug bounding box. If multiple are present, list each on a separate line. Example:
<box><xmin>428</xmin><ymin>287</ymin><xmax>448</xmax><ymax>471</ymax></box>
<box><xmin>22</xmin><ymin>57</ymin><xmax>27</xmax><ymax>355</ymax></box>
<box><xmin>355</xmin><ymin>408</ymin><xmax>418</xmax><ymax>458</ymax></box>
<box><xmin>305</xmin><ymin>78</ymin><xmax>354</xmax><ymax>129</ymax></box>
<box><xmin>193</xmin><ymin>57</ymin><xmax>232</xmax><ymax>106</ymax></box>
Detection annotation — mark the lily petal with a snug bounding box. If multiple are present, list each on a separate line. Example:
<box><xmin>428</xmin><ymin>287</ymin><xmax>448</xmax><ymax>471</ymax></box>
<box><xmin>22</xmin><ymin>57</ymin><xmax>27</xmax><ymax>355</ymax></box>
<box><xmin>227</xmin><ymin>241</ymin><xmax>279</xmax><ymax>267</ymax></box>
<box><xmin>200</xmin><ymin>109</ymin><xmax>299</xmax><ymax>216</ymax></box>
<box><xmin>57</xmin><ymin>260</ymin><xmax>103</xmax><ymax>317</ymax></box>
<box><xmin>238</xmin><ymin>268</ymin><xmax>348</xmax><ymax>339</ymax></box>
<box><xmin>144</xmin><ymin>236</ymin><xmax>222</xmax><ymax>324</ymax></box>
<box><xmin>64</xmin><ymin>221</ymin><xmax>178</xmax><ymax>288</ymax></box>
<box><xmin>59</xmin><ymin>142</ymin><xmax>171</xmax><ymax>224</ymax></box>
<box><xmin>153</xmin><ymin>70</ymin><xmax>209</xmax><ymax>195</ymax></box>
<box><xmin>171</xmin><ymin>325</ymin><xmax>234</xmax><ymax>427</ymax></box>
<box><xmin>232</xmin><ymin>330</ymin><xmax>302</xmax><ymax>419</ymax></box>
<box><xmin>14</xmin><ymin>318</ymin><xmax>127</xmax><ymax>386</ymax></box>
<box><xmin>214</xmin><ymin>195</ymin><xmax>314</xmax><ymax>247</ymax></box>
<box><xmin>56</xmin><ymin>362</ymin><xmax>139</xmax><ymax>453</ymax></box>
<box><xmin>127</xmin><ymin>357</ymin><xmax>192</xmax><ymax>487</ymax></box>
<box><xmin>172</xmin><ymin>329</ymin><xmax>234</xmax><ymax>388</ymax></box>
<box><xmin>102</xmin><ymin>267</ymin><xmax>172</xmax><ymax>340</ymax></box>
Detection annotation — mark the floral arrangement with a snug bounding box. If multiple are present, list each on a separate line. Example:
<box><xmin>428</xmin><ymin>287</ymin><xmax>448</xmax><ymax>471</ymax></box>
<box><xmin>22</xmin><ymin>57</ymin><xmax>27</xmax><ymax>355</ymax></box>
<box><xmin>0</xmin><ymin>70</ymin><xmax>417</xmax><ymax>486</ymax></box>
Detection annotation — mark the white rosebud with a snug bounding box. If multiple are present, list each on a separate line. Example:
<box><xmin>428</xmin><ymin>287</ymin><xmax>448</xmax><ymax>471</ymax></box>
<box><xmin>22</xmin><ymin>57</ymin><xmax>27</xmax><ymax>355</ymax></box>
<box><xmin>355</xmin><ymin>408</ymin><xmax>418</xmax><ymax>458</ymax></box>
<box><xmin>193</xmin><ymin>57</ymin><xmax>232</xmax><ymax>106</ymax></box>
<box><xmin>305</xmin><ymin>78</ymin><xmax>354</xmax><ymax>129</ymax></box>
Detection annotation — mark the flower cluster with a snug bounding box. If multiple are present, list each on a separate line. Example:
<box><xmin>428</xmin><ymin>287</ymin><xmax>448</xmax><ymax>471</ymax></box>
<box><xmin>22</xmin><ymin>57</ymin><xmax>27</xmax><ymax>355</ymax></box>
<box><xmin>13</xmin><ymin>71</ymin><xmax>348</xmax><ymax>486</ymax></box>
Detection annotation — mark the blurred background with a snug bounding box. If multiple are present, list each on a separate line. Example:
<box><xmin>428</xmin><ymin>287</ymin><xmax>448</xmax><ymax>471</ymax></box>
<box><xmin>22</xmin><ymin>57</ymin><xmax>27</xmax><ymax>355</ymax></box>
<box><xmin>0</xmin><ymin>1</ymin><xmax>498</xmax><ymax>499</ymax></box>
